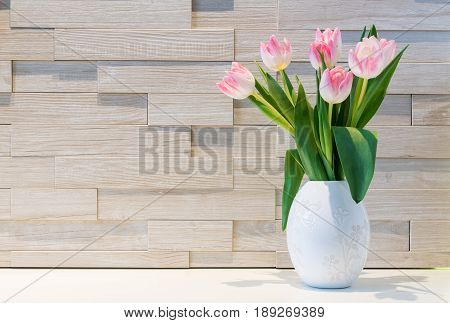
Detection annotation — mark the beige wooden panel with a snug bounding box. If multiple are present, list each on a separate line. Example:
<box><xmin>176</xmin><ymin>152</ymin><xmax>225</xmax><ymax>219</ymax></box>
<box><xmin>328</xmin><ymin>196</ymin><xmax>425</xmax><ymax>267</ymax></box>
<box><xmin>279</xmin><ymin>0</ymin><xmax>450</xmax><ymax>30</ymax></box>
<box><xmin>11</xmin><ymin>0</ymin><xmax>191</xmax><ymax>28</ymax></box>
<box><xmin>236</xmin><ymin>30</ymin><xmax>450</xmax><ymax>63</ymax></box>
<box><xmin>11</xmin><ymin>189</ymin><xmax>97</xmax><ymax>220</ymax></box>
<box><xmin>0</xmin><ymin>157</ymin><xmax>54</xmax><ymax>188</ymax></box>
<box><xmin>0</xmin><ymin>0</ymin><xmax>9</xmax><ymax>29</ymax></box>
<box><xmin>368</xmin><ymin>95</ymin><xmax>411</xmax><ymax>126</ymax></box>
<box><xmin>0</xmin><ymin>251</ymin><xmax>10</xmax><ymax>267</ymax></box>
<box><xmin>373</xmin><ymin>159</ymin><xmax>450</xmax><ymax>189</ymax></box>
<box><xmin>0</xmin><ymin>189</ymin><xmax>10</xmax><ymax>219</ymax></box>
<box><xmin>233</xmin><ymin>158</ymin><xmax>283</xmax><ymax>189</ymax></box>
<box><xmin>190</xmin><ymin>251</ymin><xmax>276</xmax><ymax>268</ymax></box>
<box><xmin>390</xmin><ymin>64</ymin><xmax>450</xmax><ymax>95</ymax></box>
<box><xmin>233</xmin><ymin>221</ymin><xmax>285</xmax><ymax>251</ymax></box>
<box><xmin>98</xmin><ymin>61</ymin><xmax>227</xmax><ymax>94</ymax></box>
<box><xmin>370</xmin><ymin>221</ymin><xmax>409</xmax><ymax>251</ymax></box>
<box><xmin>0</xmin><ymin>125</ymin><xmax>10</xmax><ymax>156</ymax></box>
<box><xmin>191</xmin><ymin>126</ymin><xmax>233</xmax><ymax>158</ymax></box>
<box><xmin>276</xmin><ymin>251</ymin><xmax>450</xmax><ymax>268</ymax></box>
<box><xmin>413</xmin><ymin>95</ymin><xmax>450</xmax><ymax>126</ymax></box>
<box><xmin>12</xmin><ymin>125</ymin><xmax>190</xmax><ymax>157</ymax></box>
<box><xmin>11</xmin><ymin>251</ymin><xmax>189</xmax><ymax>268</ymax></box>
<box><xmin>98</xmin><ymin>189</ymin><xmax>275</xmax><ymax>221</ymax></box>
<box><xmin>366</xmin><ymin>189</ymin><xmax>450</xmax><ymax>221</ymax></box>
<box><xmin>14</xmin><ymin>61</ymin><xmax>97</xmax><ymax>93</ymax></box>
<box><xmin>0</xmin><ymin>94</ymin><xmax>11</xmax><ymax>124</ymax></box>
<box><xmin>8</xmin><ymin>93</ymin><xmax>147</xmax><ymax>125</ymax></box>
<box><xmin>233</xmin><ymin>126</ymin><xmax>278</xmax><ymax>158</ymax></box>
<box><xmin>55</xmin><ymin>29</ymin><xmax>233</xmax><ymax>61</ymax></box>
<box><xmin>149</xmin><ymin>94</ymin><xmax>233</xmax><ymax>126</ymax></box>
<box><xmin>148</xmin><ymin>221</ymin><xmax>232</xmax><ymax>251</ymax></box>
<box><xmin>0</xmin><ymin>29</ymin><xmax>53</xmax><ymax>60</ymax></box>
<box><xmin>192</xmin><ymin>0</ymin><xmax>277</xmax><ymax>29</ymax></box>
<box><xmin>0</xmin><ymin>220</ymin><xmax>148</xmax><ymax>251</ymax></box>
<box><xmin>234</xmin><ymin>99</ymin><xmax>276</xmax><ymax>126</ymax></box>
<box><xmin>56</xmin><ymin>157</ymin><xmax>232</xmax><ymax>189</ymax></box>
<box><xmin>411</xmin><ymin>221</ymin><xmax>450</xmax><ymax>252</ymax></box>
<box><xmin>0</xmin><ymin>61</ymin><xmax>11</xmax><ymax>92</ymax></box>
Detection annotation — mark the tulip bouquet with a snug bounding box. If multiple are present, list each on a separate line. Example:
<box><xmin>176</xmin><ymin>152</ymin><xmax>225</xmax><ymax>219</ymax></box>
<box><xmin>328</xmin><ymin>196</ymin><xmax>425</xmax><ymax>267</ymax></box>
<box><xmin>217</xmin><ymin>25</ymin><xmax>407</xmax><ymax>230</ymax></box>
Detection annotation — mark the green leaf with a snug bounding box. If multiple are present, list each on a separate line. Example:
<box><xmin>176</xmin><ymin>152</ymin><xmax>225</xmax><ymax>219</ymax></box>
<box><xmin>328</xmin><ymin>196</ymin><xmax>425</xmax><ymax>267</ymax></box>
<box><xmin>254</xmin><ymin>79</ymin><xmax>286</xmax><ymax>118</ymax></box>
<box><xmin>248</xmin><ymin>95</ymin><xmax>294</xmax><ymax>135</ymax></box>
<box><xmin>256</xmin><ymin>63</ymin><xmax>269</xmax><ymax>84</ymax></box>
<box><xmin>368</xmin><ymin>24</ymin><xmax>378</xmax><ymax>38</ymax></box>
<box><xmin>355</xmin><ymin>46</ymin><xmax>408</xmax><ymax>127</ymax></box>
<box><xmin>266</xmin><ymin>73</ymin><xmax>295</xmax><ymax>123</ymax></box>
<box><xmin>359</xmin><ymin>26</ymin><xmax>367</xmax><ymax>41</ymax></box>
<box><xmin>333</xmin><ymin>127</ymin><xmax>378</xmax><ymax>203</ymax></box>
<box><xmin>279</xmin><ymin>70</ymin><xmax>294</xmax><ymax>104</ymax></box>
<box><xmin>282</xmin><ymin>149</ymin><xmax>304</xmax><ymax>231</ymax></box>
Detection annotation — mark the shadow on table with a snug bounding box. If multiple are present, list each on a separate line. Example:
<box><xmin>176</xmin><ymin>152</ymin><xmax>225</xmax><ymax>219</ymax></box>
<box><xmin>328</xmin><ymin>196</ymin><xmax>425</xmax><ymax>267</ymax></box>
<box><xmin>223</xmin><ymin>270</ymin><xmax>433</xmax><ymax>301</ymax></box>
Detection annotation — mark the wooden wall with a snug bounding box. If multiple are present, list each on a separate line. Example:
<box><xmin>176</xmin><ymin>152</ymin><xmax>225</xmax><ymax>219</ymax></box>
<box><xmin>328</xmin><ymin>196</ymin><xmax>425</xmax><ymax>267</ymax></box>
<box><xmin>0</xmin><ymin>0</ymin><xmax>449</xmax><ymax>269</ymax></box>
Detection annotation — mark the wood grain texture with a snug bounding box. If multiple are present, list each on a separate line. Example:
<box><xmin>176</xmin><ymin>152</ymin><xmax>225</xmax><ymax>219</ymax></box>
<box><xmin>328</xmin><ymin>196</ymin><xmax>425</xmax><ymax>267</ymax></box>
<box><xmin>370</xmin><ymin>221</ymin><xmax>410</xmax><ymax>251</ymax></box>
<box><xmin>12</xmin><ymin>125</ymin><xmax>190</xmax><ymax>157</ymax></box>
<box><xmin>98</xmin><ymin>189</ymin><xmax>275</xmax><ymax>221</ymax></box>
<box><xmin>55</xmin><ymin>157</ymin><xmax>233</xmax><ymax>190</ymax></box>
<box><xmin>10</xmin><ymin>251</ymin><xmax>189</xmax><ymax>268</ymax></box>
<box><xmin>149</xmin><ymin>94</ymin><xmax>233</xmax><ymax>126</ymax></box>
<box><xmin>11</xmin><ymin>0</ymin><xmax>191</xmax><ymax>28</ymax></box>
<box><xmin>413</xmin><ymin>95</ymin><xmax>450</xmax><ymax>126</ymax></box>
<box><xmin>0</xmin><ymin>29</ymin><xmax>53</xmax><ymax>60</ymax></box>
<box><xmin>0</xmin><ymin>221</ymin><xmax>148</xmax><ymax>251</ymax></box>
<box><xmin>233</xmin><ymin>126</ymin><xmax>278</xmax><ymax>158</ymax></box>
<box><xmin>279</xmin><ymin>0</ymin><xmax>450</xmax><ymax>30</ymax></box>
<box><xmin>7</xmin><ymin>93</ymin><xmax>147</xmax><ymax>125</ymax></box>
<box><xmin>11</xmin><ymin>189</ymin><xmax>97</xmax><ymax>220</ymax></box>
<box><xmin>0</xmin><ymin>125</ymin><xmax>10</xmax><ymax>156</ymax></box>
<box><xmin>276</xmin><ymin>251</ymin><xmax>450</xmax><ymax>269</ymax></box>
<box><xmin>0</xmin><ymin>94</ymin><xmax>11</xmax><ymax>124</ymax></box>
<box><xmin>14</xmin><ymin>61</ymin><xmax>97</xmax><ymax>93</ymax></box>
<box><xmin>0</xmin><ymin>61</ymin><xmax>11</xmax><ymax>92</ymax></box>
<box><xmin>0</xmin><ymin>157</ymin><xmax>54</xmax><ymax>188</ymax></box>
<box><xmin>98</xmin><ymin>61</ymin><xmax>227</xmax><ymax>94</ymax></box>
<box><xmin>0</xmin><ymin>189</ymin><xmax>10</xmax><ymax>219</ymax></box>
<box><xmin>0</xmin><ymin>251</ymin><xmax>9</xmax><ymax>267</ymax></box>
<box><xmin>192</xmin><ymin>0</ymin><xmax>277</xmax><ymax>29</ymax></box>
<box><xmin>55</xmin><ymin>29</ymin><xmax>233</xmax><ymax>61</ymax></box>
<box><xmin>190</xmin><ymin>251</ymin><xmax>276</xmax><ymax>268</ymax></box>
<box><xmin>233</xmin><ymin>221</ymin><xmax>285</xmax><ymax>251</ymax></box>
<box><xmin>148</xmin><ymin>221</ymin><xmax>232</xmax><ymax>251</ymax></box>
<box><xmin>0</xmin><ymin>0</ymin><xmax>9</xmax><ymax>30</ymax></box>
<box><xmin>233</xmin><ymin>158</ymin><xmax>283</xmax><ymax>189</ymax></box>
<box><xmin>411</xmin><ymin>221</ymin><xmax>450</xmax><ymax>252</ymax></box>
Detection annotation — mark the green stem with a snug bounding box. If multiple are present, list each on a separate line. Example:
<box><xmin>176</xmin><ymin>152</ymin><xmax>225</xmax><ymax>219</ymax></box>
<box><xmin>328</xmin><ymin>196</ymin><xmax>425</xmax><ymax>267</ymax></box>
<box><xmin>326</xmin><ymin>102</ymin><xmax>333</xmax><ymax>167</ymax></box>
<box><xmin>352</xmin><ymin>78</ymin><xmax>368</xmax><ymax>125</ymax></box>
<box><xmin>253</xmin><ymin>93</ymin><xmax>294</xmax><ymax>135</ymax></box>
<box><xmin>328</xmin><ymin>102</ymin><xmax>333</xmax><ymax>128</ymax></box>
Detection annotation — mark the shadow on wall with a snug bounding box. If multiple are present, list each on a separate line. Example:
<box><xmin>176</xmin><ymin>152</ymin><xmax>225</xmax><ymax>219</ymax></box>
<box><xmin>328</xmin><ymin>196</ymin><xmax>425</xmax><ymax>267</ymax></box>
<box><xmin>223</xmin><ymin>270</ymin><xmax>433</xmax><ymax>301</ymax></box>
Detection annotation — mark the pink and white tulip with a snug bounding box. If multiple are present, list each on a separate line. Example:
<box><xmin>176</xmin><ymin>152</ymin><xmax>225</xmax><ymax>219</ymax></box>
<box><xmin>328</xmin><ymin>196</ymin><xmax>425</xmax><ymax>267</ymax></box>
<box><xmin>216</xmin><ymin>62</ymin><xmax>256</xmax><ymax>100</ymax></box>
<box><xmin>348</xmin><ymin>36</ymin><xmax>396</xmax><ymax>79</ymax></box>
<box><xmin>309</xmin><ymin>27</ymin><xmax>342</xmax><ymax>70</ymax></box>
<box><xmin>319</xmin><ymin>66</ymin><xmax>353</xmax><ymax>104</ymax></box>
<box><xmin>260</xmin><ymin>35</ymin><xmax>292</xmax><ymax>72</ymax></box>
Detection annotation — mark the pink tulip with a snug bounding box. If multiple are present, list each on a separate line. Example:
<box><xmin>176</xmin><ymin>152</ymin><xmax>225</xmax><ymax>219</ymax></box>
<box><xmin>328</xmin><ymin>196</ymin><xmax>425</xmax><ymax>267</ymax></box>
<box><xmin>216</xmin><ymin>62</ymin><xmax>256</xmax><ymax>100</ymax></box>
<box><xmin>319</xmin><ymin>66</ymin><xmax>353</xmax><ymax>104</ymax></box>
<box><xmin>309</xmin><ymin>27</ymin><xmax>341</xmax><ymax>70</ymax></box>
<box><xmin>260</xmin><ymin>35</ymin><xmax>292</xmax><ymax>72</ymax></box>
<box><xmin>348</xmin><ymin>36</ymin><xmax>396</xmax><ymax>79</ymax></box>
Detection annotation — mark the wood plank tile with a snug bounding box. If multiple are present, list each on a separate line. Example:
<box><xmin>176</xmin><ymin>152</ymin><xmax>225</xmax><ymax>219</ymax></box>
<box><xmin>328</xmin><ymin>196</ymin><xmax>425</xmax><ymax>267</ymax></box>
<box><xmin>55</xmin><ymin>157</ymin><xmax>232</xmax><ymax>190</ymax></box>
<box><xmin>190</xmin><ymin>251</ymin><xmax>276</xmax><ymax>268</ymax></box>
<box><xmin>279</xmin><ymin>0</ymin><xmax>450</xmax><ymax>30</ymax></box>
<box><xmin>411</xmin><ymin>221</ymin><xmax>450</xmax><ymax>252</ymax></box>
<box><xmin>0</xmin><ymin>125</ymin><xmax>10</xmax><ymax>156</ymax></box>
<box><xmin>390</xmin><ymin>64</ymin><xmax>450</xmax><ymax>95</ymax></box>
<box><xmin>14</xmin><ymin>61</ymin><xmax>97</xmax><ymax>93</ymax></box>
<box><xmin>0</xmin><ymin>61</ymin><xmax>11</xmax><ymax>92</ymax></box>
<box><xmin>98</xmin><ymin>189</ymin><xmax>275</xmax><ymax>221</ymax></box>
<box><xmin>55</xmin><ymin>29</ymin><xmax>233</xmax><ymax>61</ymax></box>
<box><xmin>8</xmin><ymin>93</ymin><xmax>147</xmax><ymax>125</ymax></box>
<box><xmin>0</xmin><ymin>93</ymin><xmax>11</xmax><ymax>124</ymax></box>
<box><xmin>192</xmin><ymin>0</ymin><xmax>277</xmax><ymax>29</ymax></box>
<box><xmin>0</xmin><ymin>251</ymin><xmax>10</xmax><ymax>267</ymax></box>
<box><xmin>191</xmin><ymin>126</ymin><xmax>233</xmax><ymax>158</ymax></box>
<box><xmin>11</xmin><ymin>189</ymin><xmax>97</xmax><ymax>220</ymax></box>
<box><xmin>413</xmin><ymin>95</ymin><xmax>450</xmax><ymax>126</ymax></box>
<box><xmin>233</xmin><ymin>126</ymin><xmax>278</xmax><ymax>158</ymax></box>
<box><xmin>12</xmin><ymin>125</ymin><xmax>190</xmax><ymax>157</ymax></box>
<box><xmin>233</xmin><ymin>221</ymin><xmax>285</xmax><ymax>251</ymax></box>
<box><xmin>276</xmin><ymin>251</ymin><xmax>450</xmax><ymax>269</ymax></box>
<box><xmin>148</xmin><ymin>221</ymin><xmax>232</xmax><ymax>251</ymax></box>
<box><xmin>373</xmin><ymin>159</ymin><xmax>450</xmax><ymax>189</ymax></box>
<box><xmin>11</xmin><ymin>0</ymin><xmax>191</xmax><ymax>28</ymax></box>
<box><xmin>0</xmin><ymin>189</ymin><xmax>10</xmax><ymax>219</ymax></box>
<box><xmin>233</xmin><ymin>158</ymin><xmax>283</xmax><ymax>189</ymax></box>
<box><xmin>0</xmin><ymin>221</ymin><xmax>148</xmax><ymax>251</ymax></box>
<box><xmin>98</xmin><ymin>61</ymin><xmax>227</xmax><ymax>94</ymax></box>
<box><xmin>365</xmin><ymin>190</ymin><xmax>450</xmax><ymax>221</ymax></box>
<box><xmin>0</xmin><ymin>157</ymin><xmax>54</xmax><ymax>188</ymax></box>
<box><xmin>11</xmin><ymin>251</ymin><xmax>189</xmax><ymax>268</ymax></box>
<box><xmin>149</xmin><ymin>94</ymin><xmax>233</xmax><ymax>126</ymax></box>
<box><xmin>0</xmin><ymin>29</ymin><xmax>53</xmax><ymax>60</ymax></box>
<box><xmin>370</xmin><ymin>221</ymin><xmax>410</xmax><ymax>251</ymax></box>
<box><xmin>0</xmin><ymin>0</ymin><xmax>9</xmax><ymax>29</ymax></box>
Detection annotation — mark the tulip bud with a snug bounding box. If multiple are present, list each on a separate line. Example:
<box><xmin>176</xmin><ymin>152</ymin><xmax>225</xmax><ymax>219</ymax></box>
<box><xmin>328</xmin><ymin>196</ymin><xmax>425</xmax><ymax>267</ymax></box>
<box><xmin>309</xmin><ymin>28</ymin><xmax>342</xmax><ymax>70</ymax></box>
<box><xmin>216</xmin><ymin>62</ymin><xmax>256</xmax><ymax>100</ymax></box>
<box><xmin>319</xmin><ymin>66</ymin><xmax>353</xmax><ymax>104</ymax></box>
<box><xmin>260</xmin><ymin>35</ymin><xmax>292</xmax><ymax>72</ymax></box>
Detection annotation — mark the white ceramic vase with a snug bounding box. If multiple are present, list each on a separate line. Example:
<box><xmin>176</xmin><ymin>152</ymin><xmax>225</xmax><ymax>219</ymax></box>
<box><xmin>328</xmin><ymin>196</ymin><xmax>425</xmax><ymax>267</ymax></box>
<box><xmin>286</xmin><ymin>181</ymin><xmax>370</xmax><ymax>289</ymax></box>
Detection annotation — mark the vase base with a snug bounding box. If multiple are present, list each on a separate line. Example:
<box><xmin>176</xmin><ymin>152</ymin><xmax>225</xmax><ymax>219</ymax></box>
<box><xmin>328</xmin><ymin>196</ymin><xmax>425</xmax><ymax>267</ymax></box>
<box><xmin>301</xmin><ymin>280</ymin><xmax>352</xmax><ymax>289</ymax></box>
